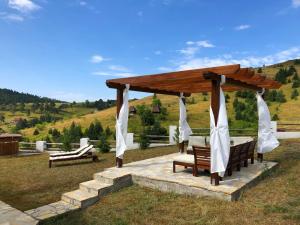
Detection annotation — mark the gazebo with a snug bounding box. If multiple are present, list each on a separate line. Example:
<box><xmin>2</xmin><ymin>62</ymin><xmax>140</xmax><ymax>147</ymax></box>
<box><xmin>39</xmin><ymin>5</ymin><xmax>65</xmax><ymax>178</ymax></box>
<box><xmin>106</xmin><ymin>64</ymin><xmax>281</xmax><ymax>185</ymax></box>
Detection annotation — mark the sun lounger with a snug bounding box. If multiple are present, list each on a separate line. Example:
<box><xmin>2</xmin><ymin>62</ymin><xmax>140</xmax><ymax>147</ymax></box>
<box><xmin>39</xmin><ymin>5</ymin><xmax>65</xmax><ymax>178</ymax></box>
<box><xmin>49</xmin><ymin>145</ymin><xmax>97</xmax><ymax>168</ymax></box>
<box><xmin>50</xmin><ymin>144</ymin><xmax>89</xmax><ymax>157</ymax></box>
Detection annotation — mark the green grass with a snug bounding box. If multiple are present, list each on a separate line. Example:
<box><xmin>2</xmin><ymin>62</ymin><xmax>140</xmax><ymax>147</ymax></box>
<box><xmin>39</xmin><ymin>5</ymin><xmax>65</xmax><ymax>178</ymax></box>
<box><xmin>39</xmin><ymin>139</ymin><xmax>300</xmax><ymax>225</ymax></box>
<box><xmin>0</xmin><ymin>146</ymin><xmax>177</xmax><ymax>211</ymax></box>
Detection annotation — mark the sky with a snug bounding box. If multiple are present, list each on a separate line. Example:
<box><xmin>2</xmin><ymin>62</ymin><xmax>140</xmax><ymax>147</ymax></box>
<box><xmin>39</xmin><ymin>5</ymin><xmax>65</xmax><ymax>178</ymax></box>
<box><xmin>0</xmin><ymin>0</ymin><xmax>300</xmax><ymax>102</ymax></box>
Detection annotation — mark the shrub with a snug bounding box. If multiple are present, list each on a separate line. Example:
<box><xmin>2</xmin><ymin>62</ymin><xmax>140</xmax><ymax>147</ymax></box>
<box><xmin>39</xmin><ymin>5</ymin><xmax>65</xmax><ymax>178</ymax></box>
<box><xmin>138</xmin><ymin>131</ymin><xmax>150</xmax><ymax>150</ymax></box>
<box><xmin>291</xmin><ymin>89</ymin><xmax>299</xmax><ymax>100</ymax></box>
<box><xmin>33</xmin><ymin>129</ymin><xmax>39</xmax><ymax>135</ymax></box>
<box><xmin>97</xmin><ymin>135</ymin><xmax>111</xmax><ymax>153</ymax></box>
<box><xmin>272</xmin><ymin>114</ymin><xmax>279</xmax><ymax>121</ymax></box>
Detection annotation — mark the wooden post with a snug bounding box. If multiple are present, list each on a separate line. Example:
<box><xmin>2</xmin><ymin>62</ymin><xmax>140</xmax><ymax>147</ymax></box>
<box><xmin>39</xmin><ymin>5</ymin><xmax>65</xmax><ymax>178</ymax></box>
<box><xmin>210</xmin><ymin>78</ymin><xmax>221</xmax><ymax>186</ymax></box>
<box><xmin>116</xmin><ymin>88</ymin><xmax>124</xmax><ymax>168</ymax></box>
<box><xmin>257</xmin><ymin>91</ymin><xmax>265</xmax><ymax>163</ymax></box>
<box><xmin>179</xmin><ymin>97</ymin><xmax>185</xmax><ymax>153</ymax></box>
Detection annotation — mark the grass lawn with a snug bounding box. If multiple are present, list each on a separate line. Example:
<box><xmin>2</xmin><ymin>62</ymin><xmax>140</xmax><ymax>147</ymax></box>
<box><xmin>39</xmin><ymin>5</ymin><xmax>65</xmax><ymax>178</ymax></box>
<box><xmin>0</xmin><ymin>146</ymin><xmax>177</xmax><ymax>211</ymax></box>
<box><xmin>39</xmin><ymin>139</ymin><xmax>300</xmax><ymax>225</ymax></box>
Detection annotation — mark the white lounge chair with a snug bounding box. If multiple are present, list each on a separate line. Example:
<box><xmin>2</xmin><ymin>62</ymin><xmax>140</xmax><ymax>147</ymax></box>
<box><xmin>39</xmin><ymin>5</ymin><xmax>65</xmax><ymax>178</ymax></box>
<box><xmin>49</xmin><ymin>145</ymin><xmax>97</xmax><ymax>168</ymax></box>
<box><xmin>50</xmin><ymin>144</ymin><xmax>89</xmax><ymax>157</ymax></box>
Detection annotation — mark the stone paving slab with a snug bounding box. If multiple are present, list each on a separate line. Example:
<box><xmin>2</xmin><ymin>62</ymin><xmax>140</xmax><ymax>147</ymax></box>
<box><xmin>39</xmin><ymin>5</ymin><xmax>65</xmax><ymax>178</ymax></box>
<box><xmin>25</xmin><ymin>200</ymin><xmax>80</xmax><ymax>221</ymax></box>
<box><xmin>99</xmin><ymin>153</ymin><xmax>278</xmax><ymax>201</ymax></box>
<box><xmin>0</xmin><ymin>201</ymin><xmax>38</xmax><ymax>225</ymax></box>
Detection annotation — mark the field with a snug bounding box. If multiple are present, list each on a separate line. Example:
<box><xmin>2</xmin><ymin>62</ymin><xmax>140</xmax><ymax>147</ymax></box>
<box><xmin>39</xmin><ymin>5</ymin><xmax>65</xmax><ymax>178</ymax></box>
<box><xmin>0</xmin><ymin>146</ymin><xmax>177</xmax><ymax>211</ymax></box>
<box><xmin>32</xmin><ymin>139</ymin><xmax>300</xmax><ymax>225</ymax></box>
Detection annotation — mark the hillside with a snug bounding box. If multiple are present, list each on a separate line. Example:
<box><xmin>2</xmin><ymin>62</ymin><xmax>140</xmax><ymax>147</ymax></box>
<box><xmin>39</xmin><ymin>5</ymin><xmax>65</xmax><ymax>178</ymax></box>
<box><xmin>0</xmin><ymin>88</ymin><xmax>61</xmax><ymax>104</ymax></box>
<box><xmin>20</xmin><ymin>59</ymin><xmax>300</xmax><ymax>140</ymax></box>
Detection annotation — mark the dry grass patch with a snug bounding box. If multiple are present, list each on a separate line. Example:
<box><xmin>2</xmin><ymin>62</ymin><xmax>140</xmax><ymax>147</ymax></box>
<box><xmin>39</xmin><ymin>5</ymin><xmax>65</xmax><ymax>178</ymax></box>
<box><xmin>0</xmin><ymin>146</ymin><xmax>177</xmax><ymax>211</ymax></box>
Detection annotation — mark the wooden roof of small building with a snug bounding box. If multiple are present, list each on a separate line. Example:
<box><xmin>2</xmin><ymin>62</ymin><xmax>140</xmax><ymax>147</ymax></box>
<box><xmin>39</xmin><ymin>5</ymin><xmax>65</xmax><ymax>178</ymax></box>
<box><xmin>106</xmin><ymin>64</ymin><xmax>281</xmax><ymax>96</ymax></box>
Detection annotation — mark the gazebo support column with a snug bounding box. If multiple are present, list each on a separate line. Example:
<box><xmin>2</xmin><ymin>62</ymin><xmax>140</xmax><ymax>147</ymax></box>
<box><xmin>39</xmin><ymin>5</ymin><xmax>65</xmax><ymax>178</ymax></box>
<box><xmin>179</xmin><ymin>97</ymin><xmax>186</xmax><ymax>153</ymax></box>
<box><xmin>210</xmin><ymin>78</ymin><xmax>221</xmax><ymax>186</ymax></box>
<box><xmin>257</xmin><ymin>92</ymin><xmax>265</xmax><ymax>163</ymax></box>
<box><xmin>116</xmin><ymin>88</ymin><xmax>124</xmax><ymax>168</ymax></box>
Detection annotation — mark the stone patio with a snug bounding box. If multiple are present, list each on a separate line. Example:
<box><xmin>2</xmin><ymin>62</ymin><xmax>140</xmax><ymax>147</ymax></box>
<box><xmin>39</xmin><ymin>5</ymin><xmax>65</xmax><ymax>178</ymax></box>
<box><xmin>95</xmin><ymin>152</ymin><xmax>278</xmax><ymax>201</ymax></box>
<box><xmin>0</xmin><ymin>201</ymin><xmax>38</xmax><ymax>225</ymax></box>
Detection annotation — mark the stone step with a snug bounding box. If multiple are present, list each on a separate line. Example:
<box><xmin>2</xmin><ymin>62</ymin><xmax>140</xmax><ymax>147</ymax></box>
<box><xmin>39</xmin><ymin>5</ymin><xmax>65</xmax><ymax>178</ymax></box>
<box><xmin>94</xmin><ymin>170</ymin><xmax>132</xmax><ymax>187</ymax></box>
<box><xmin>25</xmin><ymin>200</ymin><xmax>80</xmax><ymax>220</ymax></box>
<box><xmin>61</xmin><ymin>189</ymin><xmax>99</xmax><ymax>208</ymax></box>
<box><xmin>80</xmin><ymin>180</ymin><xmax>113</xmax><ymax>196</ymax></box>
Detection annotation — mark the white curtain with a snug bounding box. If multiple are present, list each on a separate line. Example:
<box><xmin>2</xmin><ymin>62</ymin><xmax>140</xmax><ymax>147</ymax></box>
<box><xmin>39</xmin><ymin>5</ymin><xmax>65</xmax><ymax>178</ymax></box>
<box><xmin>179</xmin><ymin>93</ymin><xmax>193</xmax><ymax>143</ymax></box>
<box><xmin>256</xmin><ymin>92</ymin><xmax>279</xmax><ymax>153</ymax></box>
<box><xmin>210</xmin><ymin>77</ymin><xmax>230</xmax><ymax>177</ymax></box>
<box><xmin>116</xmin><ymin>84</ymin><xmax>130</xmax><ymax>159</ymax></box>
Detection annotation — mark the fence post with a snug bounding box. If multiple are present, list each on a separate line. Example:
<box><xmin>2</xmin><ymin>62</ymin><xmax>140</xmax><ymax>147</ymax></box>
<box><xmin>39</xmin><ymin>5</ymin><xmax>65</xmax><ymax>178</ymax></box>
<box><xmin>80</xmin><ymin>138</ymin><xmax>90</xmax><ymax>148</ymax></box>
<box><xmin>36</xmin><ymin>141</ymin><xmax>46</xmax><ymax>152</ymax></box>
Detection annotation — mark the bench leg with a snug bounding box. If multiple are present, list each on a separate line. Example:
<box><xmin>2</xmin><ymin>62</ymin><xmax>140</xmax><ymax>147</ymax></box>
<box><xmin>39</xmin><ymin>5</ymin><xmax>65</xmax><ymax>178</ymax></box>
<box><xmin>257</xmin><ymin>153</ymin><xmax>263</xmax><ymax>163</ymax></box>
<box><xmin>49</xmin><ymin>160</ymin><xmax>52</xmax><ymax>168</ymax></box>
<box><xmin>237</xmin><ymin>164</ymin><xmax>241</xmax><ymax>171</ymax></box>
<box><xmin>211</xmin><ymin>173</ymin><xmax>220</xmax><ymax>186</ymax></box>
<box><xmin>244</xmin><ymin>160</ymin><xmax>248</xmax><ymax>167</ymax></box>
<box><xmin>227</xmin><ymin>168</ymin><xmax>232</xmax><ymax>176</ymax></box>
<box><xmin>173</xmin><ymin>162</ymin><xmax>176</xmax><ymax>173</ymax></box>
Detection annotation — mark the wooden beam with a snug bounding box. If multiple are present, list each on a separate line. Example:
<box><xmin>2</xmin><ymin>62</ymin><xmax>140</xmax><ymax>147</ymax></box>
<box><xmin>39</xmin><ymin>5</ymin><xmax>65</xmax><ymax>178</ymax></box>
<box><xmin>106</xmin><ymin>64</ymin><xmax>240</xmax><ymax>86</ymax></box>
<box><xmin>107</xmin><ymin>81</ymin><xmax>191</xmax><ymax>96</ymax></box>
<box><xmin>204</xmin><ymin>72</ymin><xmax>263</xmax><ymax>91</ymax></box>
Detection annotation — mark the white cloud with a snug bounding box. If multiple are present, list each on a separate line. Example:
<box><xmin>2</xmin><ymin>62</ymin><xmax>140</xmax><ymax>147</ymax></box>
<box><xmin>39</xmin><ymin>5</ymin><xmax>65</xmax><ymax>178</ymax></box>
<box><xmin>177</xmin><ymin>47</ymin><xmax>300</xmax><ymax>70</ymax></box>
<box><xmin>235</xmin><ymin>24</ymin><xmax>251</xmax><ymax>31</ymax></box>
<box><xmin>0</xmin><ymin>12</ymin><xmax>24</xmax><ymax>22</ymax></box>
<box><xmin>154</xmin><ymin>50</ymin><xmax>162</xmax><ymax>55</ymax></box>
<box><xmin>109</xmin><ymin>65</ymin><xmax>130</xmax><ymax>72</ymax></box>
<box><xmin>90</xmin><ymin>54</ymin><xmax>108</xmax><ymax>63</ymax></box>
<box><xmin>157</xmin><ymin>66</ymin><xmax>173</xmax><ymax>72</ymax></box>
<box><xmin>8</xmin><ymin>0</ymin><xmax>41</xmax><ymax>13</ymax></box>
<box><xmin>196</xmin><ymin>40</ymin><xmax>215</xmax><ymax>48</ymax></box>
<box><xmin>79</xmin><ymin>1</ymin><xmax>87</xmax><ymax>6</ymax></box>
<box><xmin>92</xmin><ymin>71</ymin><xmax>135</xmax><ymax>77</ymax></box>
<box><xmin>292</xmin><ymin>0</ymin><xmax>300</xmax><ymax>8</ymax></box>
<box><xmin>178</xmin><ymin>40</ymin><xmax>215</xmax><ymax>57</ymax></box>
<box><xmin>137</xmin><ymin>11</ymin><xmax>143</xmax><ymax>17</ymax></box>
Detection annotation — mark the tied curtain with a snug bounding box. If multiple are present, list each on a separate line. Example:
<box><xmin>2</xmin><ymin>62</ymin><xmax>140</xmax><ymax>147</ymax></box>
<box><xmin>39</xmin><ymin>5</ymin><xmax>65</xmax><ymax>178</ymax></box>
<box><xmin>256</xmin><ymin>92</ymin><xmax>279</xmax><ymax>153</ymax></box>
<box><xmin>210</xmin><ymin>76</ymin><xmax>230</xmax><ymax>177</ymax></box>
<box><xmin>179</xmin><ymin>93</ymin><xmax>193</xmax><ymax>143</ymax></box>
<box><xmin>116</xmin><ymin>84</ymin><xmax>130</xmax><ymax>159</ymax></box>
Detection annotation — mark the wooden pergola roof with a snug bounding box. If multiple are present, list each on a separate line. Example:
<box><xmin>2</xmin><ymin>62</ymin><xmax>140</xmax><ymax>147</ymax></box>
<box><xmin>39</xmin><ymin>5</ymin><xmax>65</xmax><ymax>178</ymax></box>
<box><xmin>106</xmin><ymin>64</ymin><xmax>281</xmax><ymax>96</ymax></box>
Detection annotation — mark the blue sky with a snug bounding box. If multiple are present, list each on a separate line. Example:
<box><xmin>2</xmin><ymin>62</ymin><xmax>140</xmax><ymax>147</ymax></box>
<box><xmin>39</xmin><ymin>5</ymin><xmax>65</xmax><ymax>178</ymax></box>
<box><xmin>0</xmin><ymin>0</ymin><xmax>300</xmax><ymax>102</ymax></box>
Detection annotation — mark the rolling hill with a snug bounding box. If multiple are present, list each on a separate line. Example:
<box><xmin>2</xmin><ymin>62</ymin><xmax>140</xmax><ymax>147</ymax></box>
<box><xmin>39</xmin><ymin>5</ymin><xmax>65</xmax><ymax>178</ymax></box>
<box><xmin>19</xmin><ymin>59</ymin><xmax>300</xmax><ymax>140</ymax></box>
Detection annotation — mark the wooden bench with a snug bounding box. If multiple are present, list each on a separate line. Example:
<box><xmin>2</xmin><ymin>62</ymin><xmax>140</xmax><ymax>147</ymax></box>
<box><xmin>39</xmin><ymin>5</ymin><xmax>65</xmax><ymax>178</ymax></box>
<box><xmin>173</xmin><ymin>141</ymin><xmax>257</xmax><ymax>184</ymax></box>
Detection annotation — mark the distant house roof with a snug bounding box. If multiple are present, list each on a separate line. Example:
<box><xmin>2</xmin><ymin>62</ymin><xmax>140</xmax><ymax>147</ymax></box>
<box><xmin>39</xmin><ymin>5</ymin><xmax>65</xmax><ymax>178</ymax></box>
<box><xmin>152</xmin><ymin>105</ymin><xmax>161</xmax><ymax>113</ymax></box>
<box><xmin>129</xmin><ymin>106</ymin><xmax>136</xmax><ymax>114</ymax></box>
<box><xmin>0</xmin><ymin>133</ymin><xmax>22</xmax><ymax>139</ymax></box>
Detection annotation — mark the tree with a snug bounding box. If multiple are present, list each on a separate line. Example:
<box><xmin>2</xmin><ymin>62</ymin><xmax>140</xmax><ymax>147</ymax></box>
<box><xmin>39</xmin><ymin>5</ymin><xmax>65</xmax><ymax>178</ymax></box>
<box><xmin>136</xmin><ymin>105</ymin><xmax>155</xmax><ymax>126</ymax></box>
<box><xmin>291</xmin><ymin>89</ymin><xmax>299</xmax><ymax>100</ymax></box>
<box><xmin>292</xmin><ymin>80</ymin><xmax>300</xmax><ymax>88</ymax></box>
<box><xmin>138</xmin><ymin>131</ymin><xmax>150</xmax><ymax>150</ymax></box>
<box><xmin>33</xmin><ymin>129</ymin><xmax>39</xmax><ymax>135</ymax></box>
<box><xmin>152</xmin><ymin>94</ymin><xmax>162</xmax><ymax>107</ymax></box>
<box><xmin>105</xmin><ymin>126</ymin><xmax>112</xmax><ymax>137</ymax></box>
<box><xmin>97</xmin><ymin>135</ymin><xmax>111</xmax><ymax>153</ymax></box>
<box><xmin>257</xmin><ymin>68</ymin><xmax>262</xmax><ymax>73</ymax></box>
<box><xmin>272</xmin><ymin>114</ymin><xmax>279</xmax><ymax>121</ymax></box>
<box><xmin>0</xmin><ymin>114</ymin><xmax>4</xmax><ymax>122</ymax></box>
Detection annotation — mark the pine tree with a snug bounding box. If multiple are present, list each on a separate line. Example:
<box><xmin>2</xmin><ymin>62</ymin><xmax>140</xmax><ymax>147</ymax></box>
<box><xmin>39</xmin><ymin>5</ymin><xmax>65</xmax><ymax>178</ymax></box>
<box><xmin>291</xmin><ymin>89</ymin><xmax>299</xmax><ymax>100</ymax></box>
